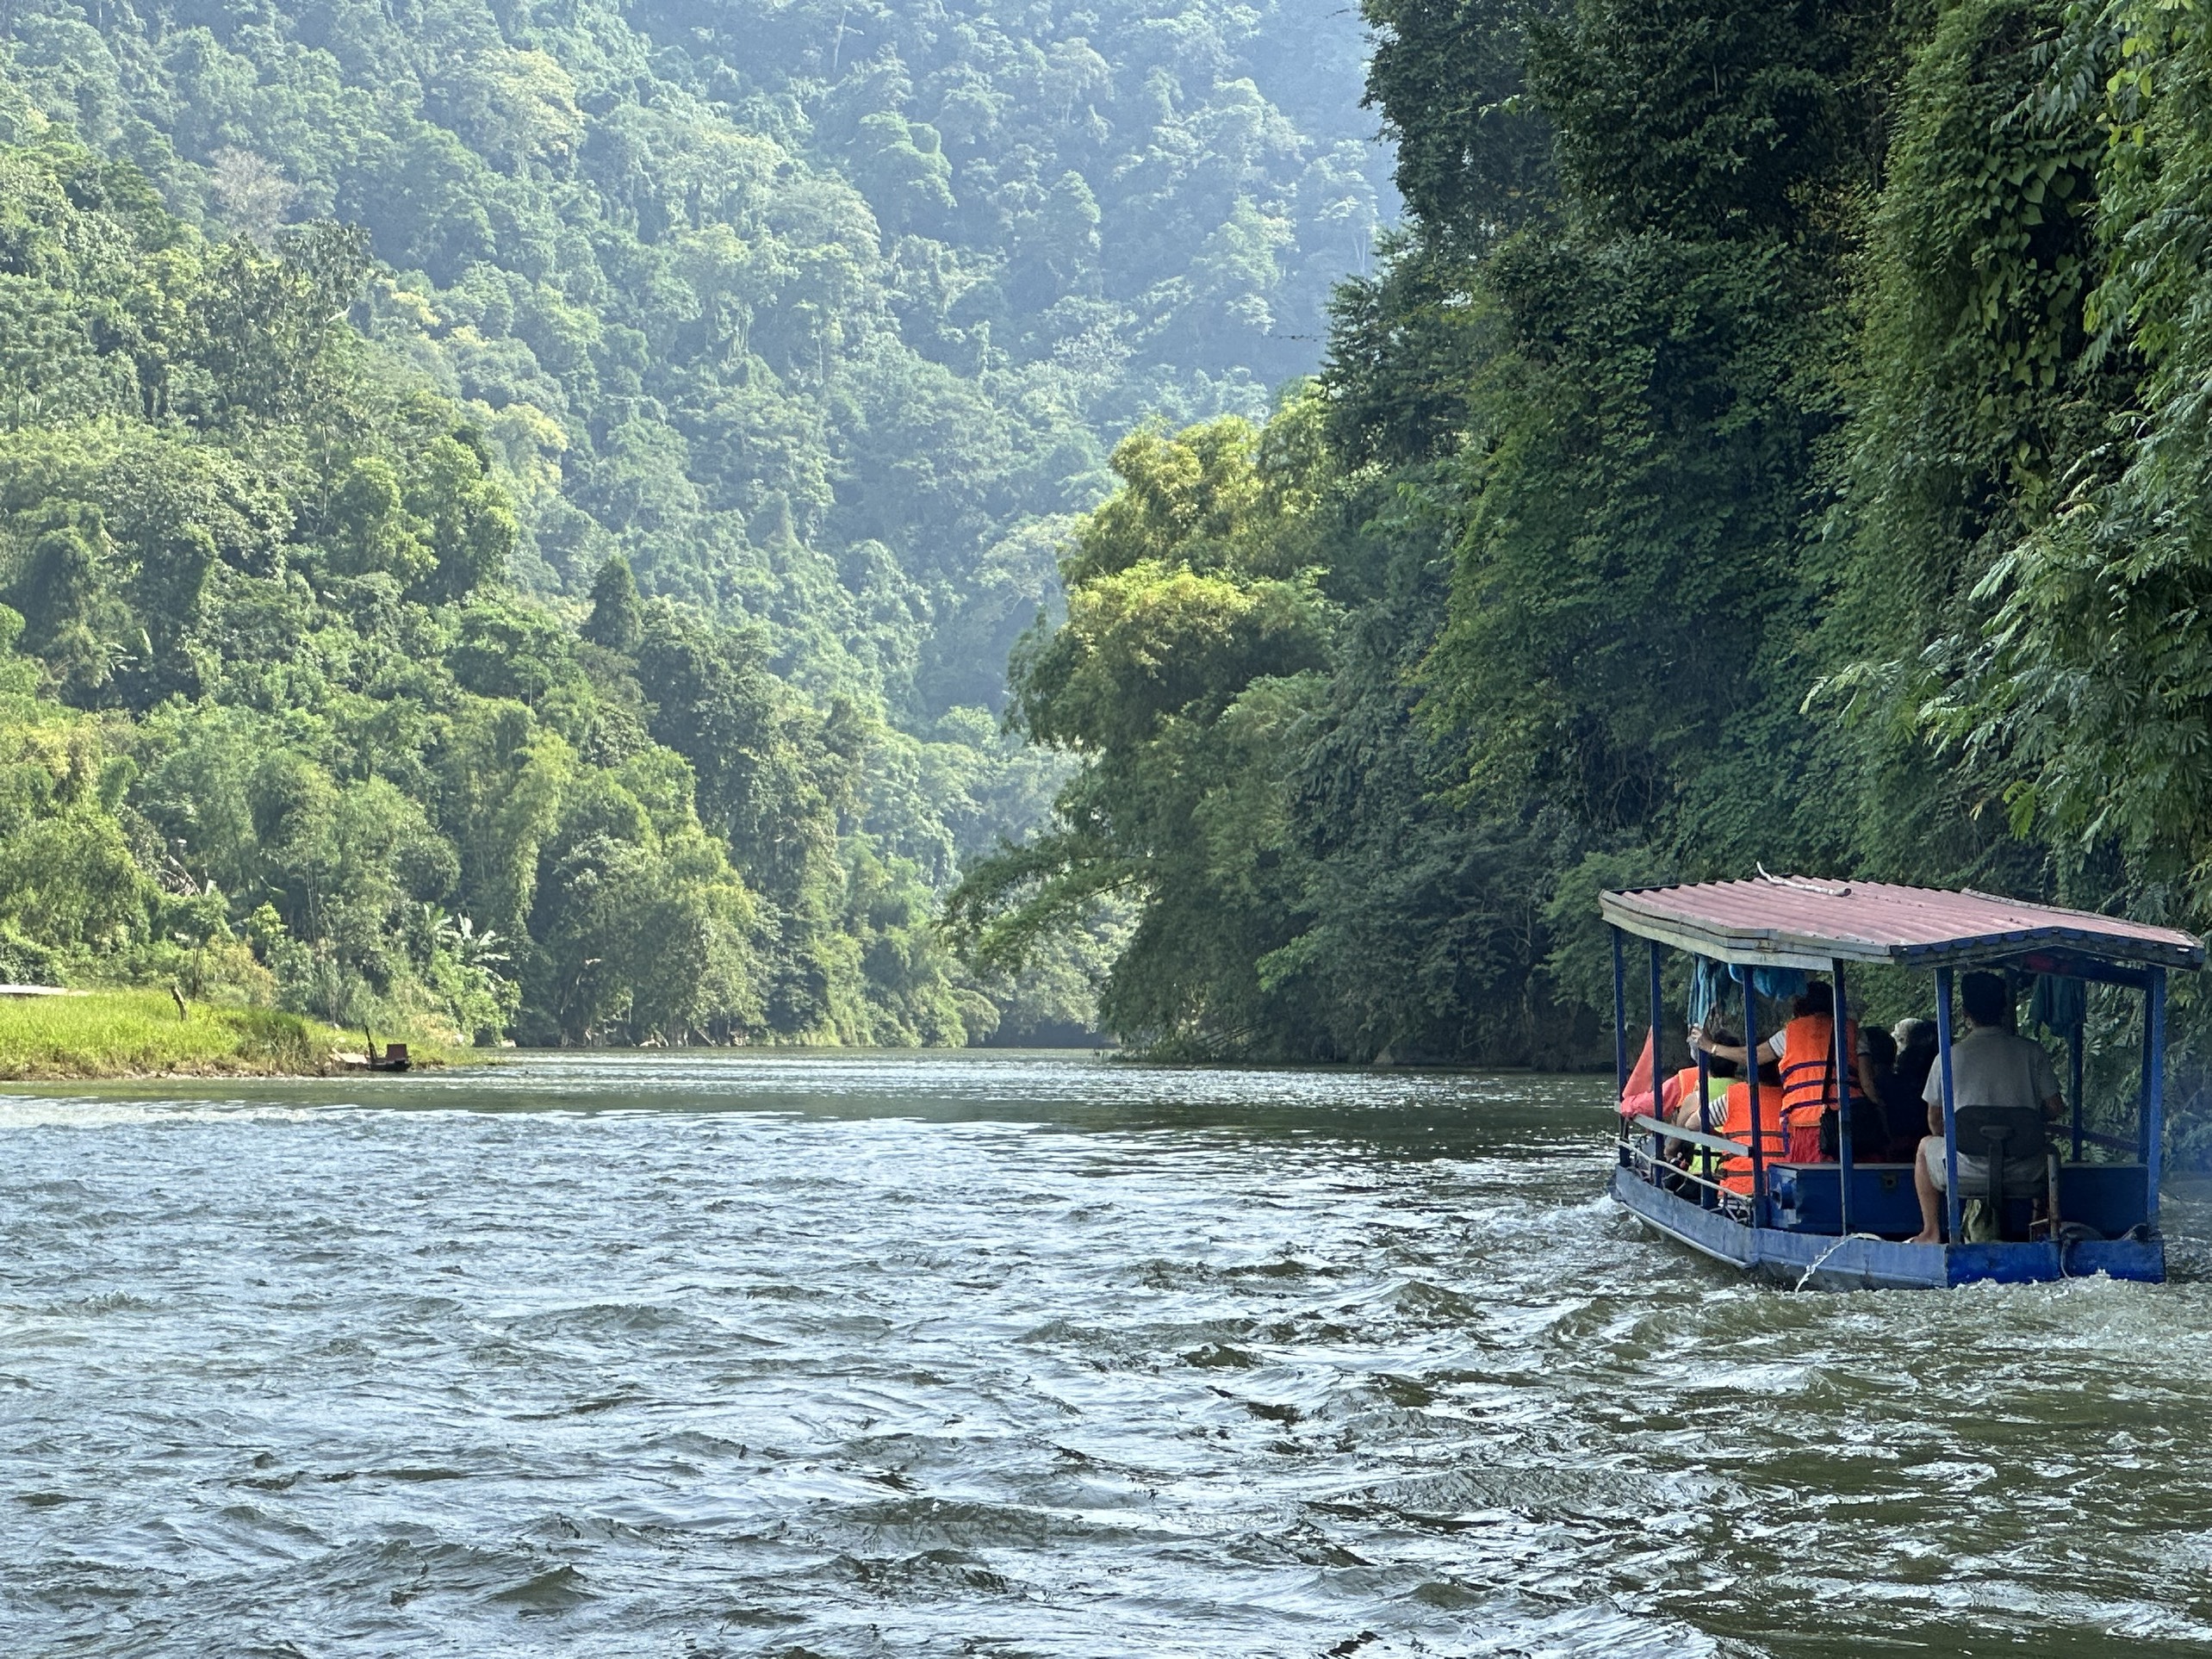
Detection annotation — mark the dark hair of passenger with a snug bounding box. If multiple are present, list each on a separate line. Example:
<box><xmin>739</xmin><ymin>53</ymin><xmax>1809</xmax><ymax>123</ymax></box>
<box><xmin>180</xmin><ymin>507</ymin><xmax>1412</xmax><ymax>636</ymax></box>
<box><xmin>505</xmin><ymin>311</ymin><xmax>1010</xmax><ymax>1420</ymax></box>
<box><xmin>1701</xmin><ymin>1030</ymin><xmax>1741</xmax><ymax>1080</ymax></box>
<box><xmin>1793</xmin><ymin>982</ymin><xmax>1834</xmax><ymax>1019</ymax></box>
<box><xmin>1893</xmin><ymin>1021</ymin><xmax>1937</xmax><ymax>1096</ymax></box>
<box><xmin>1960</xmin><ymin>971</ymin><xmax>2010</xmax><ymax>1028</ymax></box>
<box><xmin>1861</xmin><ymin>1026</ymin><xmax>1897</xmax><ymax>1069</ymax></box>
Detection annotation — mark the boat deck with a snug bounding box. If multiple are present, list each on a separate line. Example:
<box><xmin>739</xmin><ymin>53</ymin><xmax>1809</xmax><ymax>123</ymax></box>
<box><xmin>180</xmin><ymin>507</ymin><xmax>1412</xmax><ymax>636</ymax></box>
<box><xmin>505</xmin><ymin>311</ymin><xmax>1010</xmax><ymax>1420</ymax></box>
<box><xmin>1611</xmin><ymin>1162</ymin><xmax>2163</xmax><ymax>1289</ymax></box>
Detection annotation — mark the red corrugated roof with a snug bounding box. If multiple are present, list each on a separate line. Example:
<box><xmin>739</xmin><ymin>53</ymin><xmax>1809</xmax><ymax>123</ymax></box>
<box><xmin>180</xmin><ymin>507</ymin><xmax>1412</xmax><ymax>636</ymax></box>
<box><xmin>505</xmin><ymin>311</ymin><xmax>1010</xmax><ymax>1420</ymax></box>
<box><xmin>1600</xmin><ymin>877</ymin><xmax>2203</xmax><ymax>971</ymax></box>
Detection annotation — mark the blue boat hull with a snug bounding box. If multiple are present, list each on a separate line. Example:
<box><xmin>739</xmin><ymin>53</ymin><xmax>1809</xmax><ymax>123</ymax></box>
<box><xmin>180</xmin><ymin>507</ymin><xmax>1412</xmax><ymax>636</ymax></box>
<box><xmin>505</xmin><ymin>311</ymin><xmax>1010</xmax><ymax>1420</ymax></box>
<box><xmin>1609</xmin><ymin>1167</ymin><xmax>2165</xmax><ymax>1289</ymax></box>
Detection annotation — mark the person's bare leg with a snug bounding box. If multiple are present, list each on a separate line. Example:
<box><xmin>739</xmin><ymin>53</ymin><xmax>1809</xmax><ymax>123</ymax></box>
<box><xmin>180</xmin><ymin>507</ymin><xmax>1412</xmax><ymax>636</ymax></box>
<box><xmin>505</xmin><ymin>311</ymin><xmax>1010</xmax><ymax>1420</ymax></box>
<box><xmin>1909</xmin><ymin>1137</ymin><xmax>1942</xmax><ymax>1245</ymax></box>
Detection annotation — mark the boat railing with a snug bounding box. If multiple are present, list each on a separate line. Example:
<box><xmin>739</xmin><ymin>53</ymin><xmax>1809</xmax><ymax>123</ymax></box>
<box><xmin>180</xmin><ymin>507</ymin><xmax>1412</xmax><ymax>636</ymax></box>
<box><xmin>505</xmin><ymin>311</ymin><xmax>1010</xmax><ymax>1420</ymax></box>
<box><xmin>1624</xmin><ymin>1115</ymin><xmax>1739</xmax><ymax>1160</ymax></box>
<box><xmin>1636</xmin><ymin>1110</ymin><xmax>2142</xmax><ymax>1169</ymax></box>
<box><xmin>1621</xmin><ymin>1115</ymin><xmax>1751</xmax><ymax>1217</ymax></box>
<box><xmin>2075</xmin><ymin>1126</ymin><xmax>2140</xmax><ymax>1159</ymax></box>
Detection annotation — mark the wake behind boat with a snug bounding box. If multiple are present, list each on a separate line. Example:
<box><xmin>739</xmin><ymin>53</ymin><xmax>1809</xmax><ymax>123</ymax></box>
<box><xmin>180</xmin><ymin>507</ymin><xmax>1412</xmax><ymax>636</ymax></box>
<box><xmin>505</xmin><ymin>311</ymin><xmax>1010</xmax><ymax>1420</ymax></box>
<box><xmin>1603</xmin><ymin>876</ymin><xmax>2203</xmax><ymax>1289</ymax></box>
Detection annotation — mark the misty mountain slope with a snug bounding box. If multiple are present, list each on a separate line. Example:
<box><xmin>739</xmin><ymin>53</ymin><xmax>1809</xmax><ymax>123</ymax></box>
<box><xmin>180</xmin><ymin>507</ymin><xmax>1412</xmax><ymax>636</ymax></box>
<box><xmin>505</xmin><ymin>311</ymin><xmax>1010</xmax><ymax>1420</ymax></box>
<box><xmin>1</xmin><ymin>0</ymin><xmax>1390</xmax><ymax>719</ymax></box>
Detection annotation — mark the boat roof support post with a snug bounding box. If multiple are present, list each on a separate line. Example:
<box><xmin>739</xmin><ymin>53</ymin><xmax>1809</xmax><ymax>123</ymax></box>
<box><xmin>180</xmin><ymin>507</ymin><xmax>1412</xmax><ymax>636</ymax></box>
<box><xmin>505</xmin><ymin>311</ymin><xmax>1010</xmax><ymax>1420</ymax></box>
<box><xmin>1744</xmin><ymin>974</ymin><xmax>1767</xmax><ymax>1227</ymax></box>
<box><xmin>1612</xmin><ymin>927</ymin><xmax>1628</xmax><ymax>1099</ymax></box>
<box><xmin>1936</xmin><ymin>966</ymin><xmax>1963</xmax><ymax>1243</ymax></box>
<box><xmin>1832</xmin><ymin>960</ymin><xmax>1855</xmax><ymax>1238</ymax></box>
<box><xmin>2069</xmin><ymin>1017</ymin><xmax>2085</xmax><ymax>1165</ymax></box>
<box><xmin>1648</xmin><ymin>939</ymin><xmax>1666</xmax><ymax>1177</ymax></box>
<box><xmin>2146</xmin><ymin>966</ymin><xmax>2168</xmax><ymax>1233</ymax></box>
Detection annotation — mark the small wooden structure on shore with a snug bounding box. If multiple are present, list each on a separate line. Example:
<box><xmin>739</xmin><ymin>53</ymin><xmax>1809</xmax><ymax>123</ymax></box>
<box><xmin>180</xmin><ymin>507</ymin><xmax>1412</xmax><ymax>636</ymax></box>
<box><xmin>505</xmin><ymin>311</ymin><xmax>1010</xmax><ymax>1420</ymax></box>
<box><xmin>339</xmin><ymin>1035</ymin><xmax>413</xmax><ymax>1072</ymax></box>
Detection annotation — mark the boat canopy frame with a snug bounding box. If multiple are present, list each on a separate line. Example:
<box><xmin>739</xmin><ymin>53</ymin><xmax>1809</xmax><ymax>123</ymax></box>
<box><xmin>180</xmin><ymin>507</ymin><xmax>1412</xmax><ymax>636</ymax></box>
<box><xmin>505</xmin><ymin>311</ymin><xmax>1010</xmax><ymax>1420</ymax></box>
<box><xmin>1604</xmin><ymin>876</ymin><xmax>2203</xmax><ymax>1271</ymax></box>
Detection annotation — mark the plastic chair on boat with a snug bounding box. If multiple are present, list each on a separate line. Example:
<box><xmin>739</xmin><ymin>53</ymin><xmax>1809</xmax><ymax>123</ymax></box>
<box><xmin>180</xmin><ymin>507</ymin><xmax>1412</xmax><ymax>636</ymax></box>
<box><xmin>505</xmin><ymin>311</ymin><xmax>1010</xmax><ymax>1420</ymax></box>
<box><xmin>1952</xmin><ymin>1104</ymin><xmax>2054</xmax><ymax>1241</ymax></box>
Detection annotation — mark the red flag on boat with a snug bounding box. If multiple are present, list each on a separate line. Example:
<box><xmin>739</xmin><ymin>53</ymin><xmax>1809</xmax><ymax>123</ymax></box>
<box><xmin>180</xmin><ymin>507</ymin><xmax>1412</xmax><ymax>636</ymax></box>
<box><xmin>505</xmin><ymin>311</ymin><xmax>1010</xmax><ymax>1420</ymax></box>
<box><xmin>1619</xmin><ymin>1027</ymin><xmax>1657</xmax><ymax>1118</ymax></box>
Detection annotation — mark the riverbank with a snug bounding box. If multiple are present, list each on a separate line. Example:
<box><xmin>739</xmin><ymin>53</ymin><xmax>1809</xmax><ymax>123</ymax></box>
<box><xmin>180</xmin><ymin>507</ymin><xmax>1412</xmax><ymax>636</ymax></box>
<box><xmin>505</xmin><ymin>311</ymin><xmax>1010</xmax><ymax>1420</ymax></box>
<box><xmin>0</xmin><ymin>989</ymin><xmax>470</xmax><ymax>1080</ymax></box>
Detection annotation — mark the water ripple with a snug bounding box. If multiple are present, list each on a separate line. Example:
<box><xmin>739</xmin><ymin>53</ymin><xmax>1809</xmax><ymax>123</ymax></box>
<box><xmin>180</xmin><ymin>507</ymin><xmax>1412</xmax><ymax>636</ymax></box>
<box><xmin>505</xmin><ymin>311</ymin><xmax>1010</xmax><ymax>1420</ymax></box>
<box><xmin>3</xmin><ymin>1053</ymin><xmax>2211</xmax><ymax>1656</ymax></box>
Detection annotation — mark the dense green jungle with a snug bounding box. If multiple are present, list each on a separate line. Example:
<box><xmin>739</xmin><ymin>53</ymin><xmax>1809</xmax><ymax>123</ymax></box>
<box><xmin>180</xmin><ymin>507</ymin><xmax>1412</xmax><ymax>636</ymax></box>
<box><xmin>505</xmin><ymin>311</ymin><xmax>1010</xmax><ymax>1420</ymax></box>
<box><xmin>12</xmin><ymin>0</ymin><xmax>2212</xmax><ymax>1144</ymax></box>
<box><xmin>0</xmin><ymin>0</ymin><xmax>1384</xmax><ymax>1045</ymax></box>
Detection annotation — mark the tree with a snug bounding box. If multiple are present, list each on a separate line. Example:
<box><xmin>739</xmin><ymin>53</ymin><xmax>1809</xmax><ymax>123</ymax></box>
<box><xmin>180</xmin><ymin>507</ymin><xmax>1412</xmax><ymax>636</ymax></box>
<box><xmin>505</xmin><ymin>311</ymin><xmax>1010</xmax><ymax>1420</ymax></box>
<box><xmin>949</xmin><ymin>401</ymin><xmax>1335</xmax><ymax>1053</ymax></box>
<box><xmin>582</xmin><ymin>555</ymin><xmax>643</xmax><ymax>652</ymax></box>
<box><xmin>412</xmin><ymin>433</ymin><xmax>517</xmax><ymax>600</ymax></box>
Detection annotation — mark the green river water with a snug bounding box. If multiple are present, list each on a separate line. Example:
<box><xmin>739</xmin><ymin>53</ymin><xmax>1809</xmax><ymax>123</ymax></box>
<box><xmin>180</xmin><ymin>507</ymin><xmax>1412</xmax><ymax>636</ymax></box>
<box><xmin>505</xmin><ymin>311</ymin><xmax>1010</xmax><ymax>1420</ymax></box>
<box><xmin>3</xmin><ymin>1052</ymin><xmax>2210</xmax><ymax>1656</ymax></box>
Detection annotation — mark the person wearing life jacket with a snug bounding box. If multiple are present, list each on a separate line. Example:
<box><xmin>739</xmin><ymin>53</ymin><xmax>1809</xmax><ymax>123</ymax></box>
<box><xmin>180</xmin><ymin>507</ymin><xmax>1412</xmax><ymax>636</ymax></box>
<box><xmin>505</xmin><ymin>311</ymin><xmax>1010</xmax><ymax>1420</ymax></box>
<box><xmin>1660</xmin><ymin>1041</ymin><xmax>1781</xmax><ymax>1195</ymax></box>
<box><xmin>1659</xmin><ymin>1038</ymin><xmax>1749</xmax><ymax>1186</ymax></box>
<box><xmin>1681</xmin><ymin>1059</ymin><xmax>1788</xmax><ymax>1196</ymax></box>
<box><xmin>1665</xmin><ymin>1041</ymin><xmax>1735</xmax><ymax>1134</ymax></box>
<box><xmin>1693</xmin><ymin>982</ymin><xmax>1880</xmax><ymax>1164</ymax></box>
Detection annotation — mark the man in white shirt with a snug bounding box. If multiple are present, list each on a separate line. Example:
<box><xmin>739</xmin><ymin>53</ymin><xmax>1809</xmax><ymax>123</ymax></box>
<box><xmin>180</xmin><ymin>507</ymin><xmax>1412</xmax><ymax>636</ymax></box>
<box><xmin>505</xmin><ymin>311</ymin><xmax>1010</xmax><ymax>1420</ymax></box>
<box><xmin>1909</xmin><ymin>971</ymin><xmax>2064</xmax><ymax>1244</ymax></box>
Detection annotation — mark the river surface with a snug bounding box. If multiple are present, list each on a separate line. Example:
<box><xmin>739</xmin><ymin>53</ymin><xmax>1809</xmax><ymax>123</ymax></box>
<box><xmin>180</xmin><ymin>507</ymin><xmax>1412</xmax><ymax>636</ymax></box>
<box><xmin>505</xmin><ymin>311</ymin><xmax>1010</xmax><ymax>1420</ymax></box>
<box><xmin>5</xmin><ymin>1053</ymin><xmax>2212</xmax><ymax>1657</ymax></box>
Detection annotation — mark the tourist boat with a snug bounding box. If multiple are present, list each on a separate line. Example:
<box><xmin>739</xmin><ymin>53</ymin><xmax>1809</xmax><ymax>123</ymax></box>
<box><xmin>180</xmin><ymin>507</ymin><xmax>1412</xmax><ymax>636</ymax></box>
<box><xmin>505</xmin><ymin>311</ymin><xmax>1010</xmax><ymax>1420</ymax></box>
<box><xmin>1604</xmin><ymin>877</ymin><xmax>2203</xmax><ymax>1289</ymax></box>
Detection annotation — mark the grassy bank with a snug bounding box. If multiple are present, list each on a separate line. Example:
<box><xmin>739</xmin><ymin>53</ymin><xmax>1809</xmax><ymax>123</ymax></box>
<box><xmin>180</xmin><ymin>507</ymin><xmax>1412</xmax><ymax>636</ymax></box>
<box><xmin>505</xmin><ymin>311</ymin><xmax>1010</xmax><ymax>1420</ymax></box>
<box><xmin>0</xmin><ymin>991</ymin><xmax>467</xmax><ymax>1080</ymax></box>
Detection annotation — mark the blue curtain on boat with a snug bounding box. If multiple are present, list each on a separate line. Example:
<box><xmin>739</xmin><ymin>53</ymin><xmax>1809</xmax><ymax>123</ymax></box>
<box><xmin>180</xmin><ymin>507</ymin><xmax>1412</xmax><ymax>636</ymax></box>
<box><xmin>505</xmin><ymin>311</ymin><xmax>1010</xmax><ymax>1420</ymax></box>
<box><xmin>1740</xmin><ymin>964</ymin><xmax>1810</xmax><ymax>1003</ymax></box>
<box><xmin>1688</xmin><ymin>958</ymin><xmax>1726</xmax><ymax>1028</ymax></box>
<box><xmin>1687</xmin><ymin>959</ymin><xmax>1809</xmax><ymax>1027</ymax></box>
<box><xmin>2029</xmin><ymin>972</ymin><xmax>2085</xmax><ymax>1038</ymax></box>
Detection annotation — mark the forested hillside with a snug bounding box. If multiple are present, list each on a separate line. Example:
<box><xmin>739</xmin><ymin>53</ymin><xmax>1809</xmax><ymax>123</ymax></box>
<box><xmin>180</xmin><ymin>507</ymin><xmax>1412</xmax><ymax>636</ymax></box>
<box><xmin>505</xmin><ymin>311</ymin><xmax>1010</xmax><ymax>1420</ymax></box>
<box><xmin>0</xmin><ymin>0</ymin><xmax>1384</xmax><ymax>1041</ymax></box>
<box><xmin>2</xmin><ymin>0</ymin><xmax>1384</xmax><ymax>712</ymax></box>
<box><xmin>959</xmin><ymin>0</ymin><xmax>2212</xmax><ymax>1099</ymax></box>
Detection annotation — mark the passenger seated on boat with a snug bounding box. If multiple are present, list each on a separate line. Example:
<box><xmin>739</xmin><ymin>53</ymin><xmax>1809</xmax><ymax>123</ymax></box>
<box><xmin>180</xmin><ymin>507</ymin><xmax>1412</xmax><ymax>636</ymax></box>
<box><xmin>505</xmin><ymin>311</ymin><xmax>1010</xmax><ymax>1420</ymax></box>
<box><xmin>1859</xmin><ymin>1027</ymin><xmax>1924</xmax><ymax>1160</ymax></box>
<box><xmin>1909</xmin><ymin>971</ymin><xmax>2066</xmax><ymax>1245</ymax></box>
<box><xmin>1645</xmin><ymin>1044</ymin><xmax>1739</xmax><ymax>1189</ymax></box>
<box><xmin>1658</xmin><ymin>1040</ymin><xmax>1747</xmax><ymax>1132</ymax></box>
<box><xmin>1693</xmin><ymin>982</ymin><xmax>1880</xmax><ymax>1163</ymax></box>
<box><xmin>1893</xmin><ymin>1017</ymin><xmax>1939</xmax><ymax>1105</ymax></box>
<box><xmin>1667</xmin><ymin>1047</ymin><xmax>1737</xmax><ymax>1130</ymax></box>
<box><xmin>1648</xmin><ymin>1042</ymin><xmax>1768</xmax><ymax>1195</ymax></box>
<box><xmin>1619</xmin><ymin>1046</ymin><xmax>1705</xmax><ymax>1123</ymax></box>
<box><xmin>1812</xmin><ymin>1025</ymin><xmax>1895</xmax><ymax>1162</ymax></box>
<box><xmin>1691</xmin><ymin>1058</ymin><xmax>1787</xmax><ymax>1198</ymax></box>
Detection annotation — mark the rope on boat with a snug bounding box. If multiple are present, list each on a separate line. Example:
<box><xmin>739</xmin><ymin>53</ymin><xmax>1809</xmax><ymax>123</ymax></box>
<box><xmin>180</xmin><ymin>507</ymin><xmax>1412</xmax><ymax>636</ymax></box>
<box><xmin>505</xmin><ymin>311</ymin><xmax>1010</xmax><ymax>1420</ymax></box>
<box><xmin>1792</xmin><ymin>1233</ymin><xmax>1886</xmax><ymax>1293</ymax></box>
<box><xmin>1792</xmin><ymin>1224</ymin><xmax>2110</xmax><ymax>1289</ymax></box>
<box><xmin>1755</xmin><ymin>864</ymin><xmax>1852</xmax><ymax>898</ymax></box>
<box><xmin>2056</xmin><ymin>1221</ymin><xmax>2115</xmax><ymax>1280</ymax></box>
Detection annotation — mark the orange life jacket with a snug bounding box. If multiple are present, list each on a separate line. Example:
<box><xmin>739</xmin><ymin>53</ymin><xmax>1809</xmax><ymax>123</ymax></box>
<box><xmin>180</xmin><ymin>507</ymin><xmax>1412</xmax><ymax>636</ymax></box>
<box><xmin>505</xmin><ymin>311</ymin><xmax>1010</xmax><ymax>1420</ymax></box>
<box><xmin>1778</xmin><ymin>1014</ymin><xmax>1858</xmax><ymax>1134</ymax></box>
<box><xmin>1716</xmin><ymin>1080</ymin><xmax>1787</xmax><ymax>1195</ymax></box>
<box><xmin>1667</xmin><ymin>1065</ymin><xmax>1705</xmax><ymax>1119</ymax></box>
<box><xmin>1620</xmin><ymin>1064</ymin><xmax>1706</xmax><ymax>1122</ymax></box>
